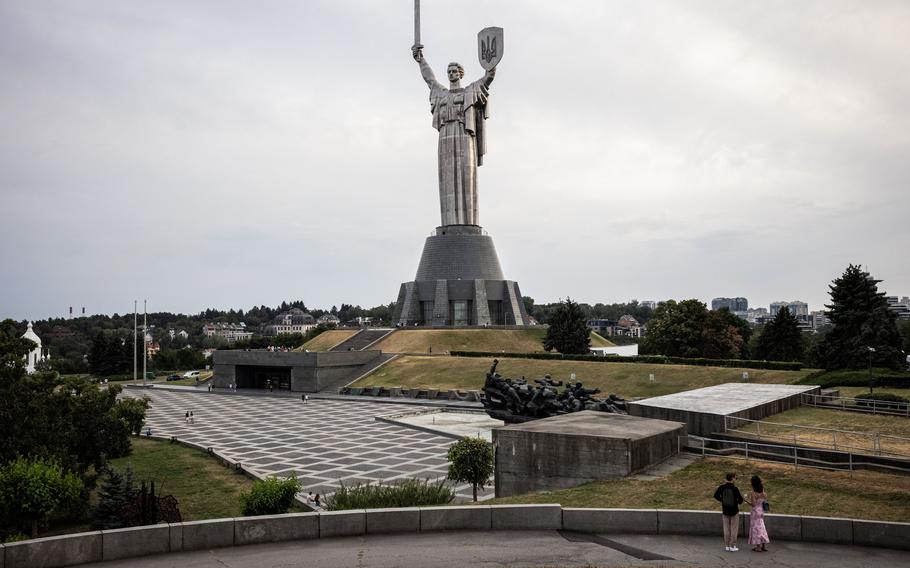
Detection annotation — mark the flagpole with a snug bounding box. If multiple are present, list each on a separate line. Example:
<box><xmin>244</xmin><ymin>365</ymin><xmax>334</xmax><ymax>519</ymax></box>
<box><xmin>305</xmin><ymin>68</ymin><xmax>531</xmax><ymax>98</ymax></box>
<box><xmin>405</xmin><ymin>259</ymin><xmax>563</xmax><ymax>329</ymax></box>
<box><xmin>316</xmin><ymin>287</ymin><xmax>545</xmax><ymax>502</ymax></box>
<box><xmin>133</xmin><ymin>300</ymin><xmax>137</xmax><ymax>382</ymax></box>
<box><xmin>143</xmin><ymin>300</ymin><xmax>147</xmax><ymax>386</ymax></box>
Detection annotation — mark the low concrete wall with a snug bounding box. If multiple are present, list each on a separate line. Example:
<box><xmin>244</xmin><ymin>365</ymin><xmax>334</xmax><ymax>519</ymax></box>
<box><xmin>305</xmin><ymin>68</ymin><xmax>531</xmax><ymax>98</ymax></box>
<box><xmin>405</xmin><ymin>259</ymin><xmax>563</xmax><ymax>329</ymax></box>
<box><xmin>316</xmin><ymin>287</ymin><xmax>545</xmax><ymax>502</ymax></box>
<box><xmin>5</xmin><ymin>508</ymin><xmax>909</xmax><ymax>567</ymax></box>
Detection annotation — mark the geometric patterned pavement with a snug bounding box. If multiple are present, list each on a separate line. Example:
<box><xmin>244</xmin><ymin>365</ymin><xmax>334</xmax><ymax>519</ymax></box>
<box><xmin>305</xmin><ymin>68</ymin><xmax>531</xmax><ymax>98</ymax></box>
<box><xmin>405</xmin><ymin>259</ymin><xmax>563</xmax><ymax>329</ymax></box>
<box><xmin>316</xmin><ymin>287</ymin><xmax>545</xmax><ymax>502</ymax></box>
<box><xmin>123</xmin><ymin>389</ymin><xmax>493</xmax><ymax>500</ymax></box>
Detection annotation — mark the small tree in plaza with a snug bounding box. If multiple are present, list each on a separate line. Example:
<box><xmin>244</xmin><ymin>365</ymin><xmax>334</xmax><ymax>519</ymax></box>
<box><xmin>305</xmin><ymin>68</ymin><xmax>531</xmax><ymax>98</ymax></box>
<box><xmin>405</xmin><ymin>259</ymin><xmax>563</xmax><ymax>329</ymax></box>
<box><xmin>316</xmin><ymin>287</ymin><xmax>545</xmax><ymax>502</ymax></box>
<box><xmin>446</xmin><ymin>437</ymin><xmax>494</xmax><ymax>502</ymax></box>
<box><xmin>0</xmin><ymin>457</ymin><xmax>82</xmax><ymax>538</ymax></box>
<box><xmin>543</xmin><ymin>298</ymin><xmax>591</xmax><ymax>354</ymax></box>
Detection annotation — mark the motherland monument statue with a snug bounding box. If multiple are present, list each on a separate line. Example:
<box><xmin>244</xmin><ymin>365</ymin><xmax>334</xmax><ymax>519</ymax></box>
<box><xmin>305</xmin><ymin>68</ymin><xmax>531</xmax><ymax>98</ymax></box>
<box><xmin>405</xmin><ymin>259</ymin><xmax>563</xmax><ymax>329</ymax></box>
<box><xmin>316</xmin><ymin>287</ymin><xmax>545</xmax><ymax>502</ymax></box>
<box><xmin>392</xmin><ymin>2</ymin><xmax>529</xmax><ymax>327</ymax></box>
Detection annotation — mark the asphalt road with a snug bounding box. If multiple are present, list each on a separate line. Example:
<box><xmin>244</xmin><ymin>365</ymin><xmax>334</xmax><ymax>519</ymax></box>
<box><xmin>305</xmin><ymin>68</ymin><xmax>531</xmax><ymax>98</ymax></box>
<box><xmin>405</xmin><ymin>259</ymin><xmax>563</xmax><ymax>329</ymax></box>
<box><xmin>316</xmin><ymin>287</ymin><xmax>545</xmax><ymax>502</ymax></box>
<box><xmin>82</xmin><ymin>530</ymin><xmax>910</xmax><ymax>568</ymax></box>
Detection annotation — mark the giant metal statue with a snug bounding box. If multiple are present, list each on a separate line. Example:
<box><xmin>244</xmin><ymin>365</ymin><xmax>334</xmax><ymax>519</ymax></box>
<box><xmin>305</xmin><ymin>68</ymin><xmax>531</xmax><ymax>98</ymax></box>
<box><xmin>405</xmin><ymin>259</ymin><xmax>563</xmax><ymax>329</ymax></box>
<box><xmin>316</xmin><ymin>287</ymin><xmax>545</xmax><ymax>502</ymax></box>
<box><xmin>412</xmin><ymin>1</ymin><xmax>502</xmax><ymax>227</ymax></box>
<box><xmin>391</xmin><ymin>4</ymin><xmax>529</xmax><ymax>328</ymax></box>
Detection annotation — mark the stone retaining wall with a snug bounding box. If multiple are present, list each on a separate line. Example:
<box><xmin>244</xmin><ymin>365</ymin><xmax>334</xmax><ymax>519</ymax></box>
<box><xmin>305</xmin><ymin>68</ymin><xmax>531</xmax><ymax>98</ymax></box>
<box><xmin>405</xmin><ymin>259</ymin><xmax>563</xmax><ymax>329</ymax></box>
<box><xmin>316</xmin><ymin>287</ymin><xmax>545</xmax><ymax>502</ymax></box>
<box><xmin>4</xmin><ymin>507</ymin><xmax>908</xmax><ymax>567</ymax></box>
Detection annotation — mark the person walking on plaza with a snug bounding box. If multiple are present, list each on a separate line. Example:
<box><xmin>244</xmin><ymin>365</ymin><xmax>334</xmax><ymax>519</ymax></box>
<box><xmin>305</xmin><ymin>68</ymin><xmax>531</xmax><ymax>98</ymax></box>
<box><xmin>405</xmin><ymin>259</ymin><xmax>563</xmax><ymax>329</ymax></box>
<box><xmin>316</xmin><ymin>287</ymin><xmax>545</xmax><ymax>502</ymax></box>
<box><xmin>746</xmin><ymin>475</ymin><xmax>770</xmax><ymax>552</ymax></box>
<box><xmin>714</xmin><ymin>472</ymin><xmax>744</xmax><ymax>552</ymax></box>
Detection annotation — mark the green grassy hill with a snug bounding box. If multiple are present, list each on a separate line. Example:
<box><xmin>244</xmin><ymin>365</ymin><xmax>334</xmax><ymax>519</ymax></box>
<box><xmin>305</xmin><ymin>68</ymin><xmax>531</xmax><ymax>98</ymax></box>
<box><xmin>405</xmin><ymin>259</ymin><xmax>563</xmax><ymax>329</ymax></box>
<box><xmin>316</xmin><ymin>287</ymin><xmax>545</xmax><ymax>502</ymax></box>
<box><xmin>352</xmin><ymin>355</ymin><xmax>812</xmax><ymax>398</ymax></box>
<box><xmin>369</xmin><ymin>328</ymin><xmax>614</xmax><ymax>354</ymax></box>
<box><xmin>297</xmin><ymin>329</ymin><xmax>359</xmax><ymax>351</ymax></box>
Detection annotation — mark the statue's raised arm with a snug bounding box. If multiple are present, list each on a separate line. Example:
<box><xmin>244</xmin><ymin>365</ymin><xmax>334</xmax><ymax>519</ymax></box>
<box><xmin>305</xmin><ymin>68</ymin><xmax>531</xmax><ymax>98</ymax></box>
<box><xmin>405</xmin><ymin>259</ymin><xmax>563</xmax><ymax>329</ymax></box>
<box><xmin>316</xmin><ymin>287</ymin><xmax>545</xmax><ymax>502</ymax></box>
<box><xmin>412</xmin><ymin>45</ymin><xmax>443</xmax><ymax>90</ymax></box>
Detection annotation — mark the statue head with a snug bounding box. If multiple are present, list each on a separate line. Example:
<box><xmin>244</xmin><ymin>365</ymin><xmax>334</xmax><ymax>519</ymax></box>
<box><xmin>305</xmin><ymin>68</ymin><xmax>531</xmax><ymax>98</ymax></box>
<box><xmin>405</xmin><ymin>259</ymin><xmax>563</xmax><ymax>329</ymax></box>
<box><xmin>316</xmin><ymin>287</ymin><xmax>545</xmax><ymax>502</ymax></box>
<box><xmin>447</xmin><ymin>62</ymin><xmax>465</xmax><ymax>83</ymax></box>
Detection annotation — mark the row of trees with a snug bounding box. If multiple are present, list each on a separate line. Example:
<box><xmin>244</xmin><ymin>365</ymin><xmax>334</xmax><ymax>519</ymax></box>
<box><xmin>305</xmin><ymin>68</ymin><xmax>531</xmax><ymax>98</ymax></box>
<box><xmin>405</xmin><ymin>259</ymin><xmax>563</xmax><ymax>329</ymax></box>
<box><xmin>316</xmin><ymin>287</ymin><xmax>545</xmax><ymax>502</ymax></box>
<box><xmin>525</xmin><ymin>298</ymin><xmax>653</xmax><ymax>326</ymax></box>
<box><xmin>540</xmin><ymin>265</ymin><xmax>907</xmax><ymax>369</ymax></box>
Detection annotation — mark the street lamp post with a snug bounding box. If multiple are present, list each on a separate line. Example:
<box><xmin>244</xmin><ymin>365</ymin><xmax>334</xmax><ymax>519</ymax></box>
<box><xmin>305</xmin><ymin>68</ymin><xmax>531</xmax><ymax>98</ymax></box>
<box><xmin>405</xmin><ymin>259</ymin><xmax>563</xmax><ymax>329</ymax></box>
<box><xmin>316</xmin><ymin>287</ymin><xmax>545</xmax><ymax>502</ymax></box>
<box><xmin>867</xmin><ymin>346</ymin><xmax>876</xmax><ymax>394</ymax></box>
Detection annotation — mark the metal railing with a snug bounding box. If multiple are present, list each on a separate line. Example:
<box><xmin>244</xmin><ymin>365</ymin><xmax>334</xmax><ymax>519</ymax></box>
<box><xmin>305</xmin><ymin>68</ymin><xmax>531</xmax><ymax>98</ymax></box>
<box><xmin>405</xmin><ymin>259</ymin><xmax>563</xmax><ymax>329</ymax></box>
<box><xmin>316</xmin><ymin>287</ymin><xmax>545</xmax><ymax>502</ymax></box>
<box><xmin>723</xmin><ymin>415</ymin><xmax>910</xmax><ymax>459</ymax></box>
<box><xmin>800</xmin><ymin>392</ymin><xmax>910</xmax><ymax>417</ymax></box>
<box><xmin>677</xmin><ymin>435</ymin><xmax>910</xmax><ymax>475</ymax></box>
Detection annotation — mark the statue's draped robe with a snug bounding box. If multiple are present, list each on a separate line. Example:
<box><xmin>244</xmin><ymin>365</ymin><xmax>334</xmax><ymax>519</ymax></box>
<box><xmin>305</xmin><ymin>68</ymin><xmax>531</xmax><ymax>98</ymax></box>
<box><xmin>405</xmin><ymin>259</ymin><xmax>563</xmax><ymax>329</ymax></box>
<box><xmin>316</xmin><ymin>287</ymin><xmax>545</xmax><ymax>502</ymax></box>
<box><xmin>428</xmin><ymin>78</ymin><xmax>489</xmax><ymax>226</ymax></box>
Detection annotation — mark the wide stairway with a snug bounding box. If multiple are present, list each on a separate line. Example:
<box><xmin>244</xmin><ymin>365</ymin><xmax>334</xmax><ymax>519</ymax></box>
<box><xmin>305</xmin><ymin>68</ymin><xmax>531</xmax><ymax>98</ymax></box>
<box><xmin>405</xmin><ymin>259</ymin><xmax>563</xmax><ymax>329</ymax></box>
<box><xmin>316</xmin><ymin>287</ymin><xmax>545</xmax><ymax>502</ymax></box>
<box><xmin>328</xmin><ymin>328</ymin><xmax>394</xmax><ymax>352</ymax></box>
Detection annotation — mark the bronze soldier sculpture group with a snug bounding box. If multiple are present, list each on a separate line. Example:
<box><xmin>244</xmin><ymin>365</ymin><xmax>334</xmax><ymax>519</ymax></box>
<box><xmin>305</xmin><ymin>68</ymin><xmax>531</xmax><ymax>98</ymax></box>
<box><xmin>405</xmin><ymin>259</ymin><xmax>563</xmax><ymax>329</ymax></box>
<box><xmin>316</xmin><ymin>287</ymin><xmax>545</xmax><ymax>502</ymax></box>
<box><xmin>481</xmin><ymin>359</ymin><xmax>627</xmax><ymax>423</ymax></box>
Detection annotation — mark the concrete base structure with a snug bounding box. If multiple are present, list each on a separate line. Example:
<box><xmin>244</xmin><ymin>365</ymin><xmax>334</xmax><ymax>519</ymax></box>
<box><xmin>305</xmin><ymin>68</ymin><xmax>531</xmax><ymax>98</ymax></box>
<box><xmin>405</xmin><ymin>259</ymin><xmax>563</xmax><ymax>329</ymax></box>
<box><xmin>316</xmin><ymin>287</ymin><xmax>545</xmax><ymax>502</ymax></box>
<box><xmin>212</xmin><ymin>350</ymin><xmax>382</xmax><ymax>393</ymax></box>
<box><xmin>493</xmin><ymin>411</ymin><xmax>686</xmax><ymax>497</ymax></box>
<box><xmin>628</xmin><ymin>383</ymin><xmax>821</xmax><ymax>436</ymax></box>
<box><xmin>392</xmin><ymin>225</ymin><xmax>529</xmax><ymax>327</ymax></box>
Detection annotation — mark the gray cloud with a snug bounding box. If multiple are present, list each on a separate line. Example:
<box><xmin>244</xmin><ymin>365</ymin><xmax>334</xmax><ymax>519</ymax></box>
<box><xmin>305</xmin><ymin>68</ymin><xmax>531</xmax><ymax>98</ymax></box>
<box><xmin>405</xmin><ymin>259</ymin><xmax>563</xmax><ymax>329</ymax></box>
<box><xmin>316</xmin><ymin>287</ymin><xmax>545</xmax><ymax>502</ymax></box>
<box><xmin>1</xmin><ymin>0</ymin><xmax>908</xmax><ymax>319</ymax></box>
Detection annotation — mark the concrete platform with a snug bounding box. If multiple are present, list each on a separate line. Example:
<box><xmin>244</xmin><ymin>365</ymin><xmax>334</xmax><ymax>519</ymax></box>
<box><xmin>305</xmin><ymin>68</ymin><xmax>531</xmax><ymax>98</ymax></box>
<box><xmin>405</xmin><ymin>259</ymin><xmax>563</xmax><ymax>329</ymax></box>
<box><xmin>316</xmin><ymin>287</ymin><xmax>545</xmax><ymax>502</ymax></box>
<box><xmin>376</xmin><ymin>409</ymin><xmax>503</xmax><ymax>441</ymax></box>
<box><xmin>493</xmin><ymin>411</ymin><xmax>686</xmax><ymax>497</ymax></box>
<box><xmin>628</xmin><ymin>383</ymin><xmax>820</xmax><ymax>436</ymax></box>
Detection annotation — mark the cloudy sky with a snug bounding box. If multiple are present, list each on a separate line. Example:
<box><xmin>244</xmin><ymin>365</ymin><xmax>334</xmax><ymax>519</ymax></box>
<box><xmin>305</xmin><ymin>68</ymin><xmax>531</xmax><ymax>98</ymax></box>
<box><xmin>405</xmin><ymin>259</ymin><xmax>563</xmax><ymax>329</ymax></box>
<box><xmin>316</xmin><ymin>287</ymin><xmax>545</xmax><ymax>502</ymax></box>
<box><xmin>2</xmin><ymin>0</ymin><xmax>908</xmax><ymax>321</ymax></box>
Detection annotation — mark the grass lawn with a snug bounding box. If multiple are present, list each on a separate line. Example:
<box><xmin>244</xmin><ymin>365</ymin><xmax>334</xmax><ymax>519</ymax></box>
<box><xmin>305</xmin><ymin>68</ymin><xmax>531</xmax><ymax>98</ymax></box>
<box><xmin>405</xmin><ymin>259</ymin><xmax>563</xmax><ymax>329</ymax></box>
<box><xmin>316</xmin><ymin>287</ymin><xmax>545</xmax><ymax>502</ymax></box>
<box><xmin>352</xmin><ymin>355</ymin><xmax>813</xmax><ymax>398</ymax></box>
<box><xmin>589</xmin><ymin>332</ymin><xmax>614</xmax><ymax>348</ymax></box>
<box><xmin>109</xmin><ymin>437</ymin><xmax>256</xmax><ymax>520</ymax></box>
<box><xmin>370</xmin><ymin>328</ymin><xmax>546</xmax><ymax>354</ymax></box>
<box><xmin>299</xmin><ymin>329</ymin><xmax>359</xmax><ymax>351</ymax></box>
<box><xmin>487</xmin><ymin>456</ymin><xmax>910</xmax><ymax>522</ymax></box>
<box><xmin>735</xmin><ymin>407</ymin><xmax>910</xmax><ymax>457</ymax></box>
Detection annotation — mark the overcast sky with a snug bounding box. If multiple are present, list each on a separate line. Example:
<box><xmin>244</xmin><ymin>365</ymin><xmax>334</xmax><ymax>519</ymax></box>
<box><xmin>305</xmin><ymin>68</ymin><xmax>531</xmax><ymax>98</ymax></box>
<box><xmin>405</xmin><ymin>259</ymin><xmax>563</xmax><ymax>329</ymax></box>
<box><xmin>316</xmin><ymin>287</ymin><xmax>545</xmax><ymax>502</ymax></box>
<box><xmin>2</xmin><ymin>0</ymin><xmax>908</xmax><ymax>321</ymax></box>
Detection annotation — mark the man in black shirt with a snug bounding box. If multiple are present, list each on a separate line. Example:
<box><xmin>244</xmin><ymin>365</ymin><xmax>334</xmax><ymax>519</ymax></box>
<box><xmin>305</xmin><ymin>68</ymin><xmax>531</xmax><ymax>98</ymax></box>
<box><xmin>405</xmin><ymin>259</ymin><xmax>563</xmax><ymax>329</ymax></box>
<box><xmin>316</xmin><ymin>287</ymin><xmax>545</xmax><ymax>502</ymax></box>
<box><xmin>714</xmin><ymin>472</ymin><xmax>744</xmax><ymax>552</ymax></box>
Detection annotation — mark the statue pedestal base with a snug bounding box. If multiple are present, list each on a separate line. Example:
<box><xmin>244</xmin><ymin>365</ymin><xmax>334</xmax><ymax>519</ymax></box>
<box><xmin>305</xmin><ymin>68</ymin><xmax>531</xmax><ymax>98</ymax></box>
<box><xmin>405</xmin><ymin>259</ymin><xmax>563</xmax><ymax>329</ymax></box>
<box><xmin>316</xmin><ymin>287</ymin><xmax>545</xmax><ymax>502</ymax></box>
<box><xmin>392</xmin><ymin>225</ymin><xmax>529</xmax><ymax>327</ymax></box>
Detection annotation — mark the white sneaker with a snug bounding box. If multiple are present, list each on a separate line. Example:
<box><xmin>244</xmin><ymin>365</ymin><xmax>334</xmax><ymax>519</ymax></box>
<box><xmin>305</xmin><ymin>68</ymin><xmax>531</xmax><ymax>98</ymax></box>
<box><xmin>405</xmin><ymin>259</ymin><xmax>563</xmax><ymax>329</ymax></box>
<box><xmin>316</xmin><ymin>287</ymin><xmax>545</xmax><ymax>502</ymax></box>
<box><xmin>731</xmin><ymin>546</ymin><xmax>739</xmax><ymax>552</ymax></box>
<box><xmin>725</xmin><ymin>546</ymin><xmax>731</xmax><ymax>551</ymax></box>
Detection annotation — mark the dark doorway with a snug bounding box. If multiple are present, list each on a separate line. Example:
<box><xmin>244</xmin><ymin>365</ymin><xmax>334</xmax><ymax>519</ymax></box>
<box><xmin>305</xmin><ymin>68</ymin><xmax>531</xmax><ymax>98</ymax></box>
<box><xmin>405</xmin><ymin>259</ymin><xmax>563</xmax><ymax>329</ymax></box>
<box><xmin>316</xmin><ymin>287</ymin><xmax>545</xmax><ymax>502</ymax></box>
<box><xmin>235</xmin><ymin>365</ymin><xmax>292</xmax><ymax>390</ymax></box>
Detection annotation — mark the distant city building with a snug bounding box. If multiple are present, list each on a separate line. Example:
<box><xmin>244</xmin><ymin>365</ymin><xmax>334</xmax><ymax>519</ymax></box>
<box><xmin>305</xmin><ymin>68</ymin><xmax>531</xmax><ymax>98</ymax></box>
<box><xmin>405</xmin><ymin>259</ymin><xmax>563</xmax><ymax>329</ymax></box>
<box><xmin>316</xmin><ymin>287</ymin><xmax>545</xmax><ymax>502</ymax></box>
<box><xmin>810</xmin><ymin>311</ymin><xmax>830</xmax><ymax>329</ymax></box>
<box><xmin>263</xmin><ymin>308</ymin><xmax>317</xmax><ymax>336</ymax></box>
<box><xmin>21</xmin><ymin>322</ymin><xmax>46</xmax><ymax>374</ymax></box>
<box><xmin>203</xmin><ymin>323</ymin><xmax>253</xmax><ymax>343</ymax></box>
<box><xmin>168</xmin><ymin>329</ymin><xmax>189</xmax><ymax>340</ymax></box>
<box><xmin>788</xmin><ymin>301</ymin><xmax>809</xmax><ymax>317</ymax></box>
<box><xmin>639</xmin><ymin>300</ymin><xmax>658</xmax><ymax>310</ymax></box>
<box><xmin>711</xmin><ymin>297</ymin><xmax>749</xmax><ymax>312</ymax></box>
<box><xmin>317</xmin><ymin>314</ymin><xmax>341</xmax><ymax>327</ymax></box>
<box><xmin>769</xmin><ymin>301</ymin><xmax>788</xmax><ymax>316</ymax></box>
<box><xmin>587</xmin><ymin>315</ymin><xmax>644</xmax><ymax>338</ymax></box>
<box><xmin>885</xmin><ymin>296</ymin><xmax>910</xmax><ymax>320</ymax></box>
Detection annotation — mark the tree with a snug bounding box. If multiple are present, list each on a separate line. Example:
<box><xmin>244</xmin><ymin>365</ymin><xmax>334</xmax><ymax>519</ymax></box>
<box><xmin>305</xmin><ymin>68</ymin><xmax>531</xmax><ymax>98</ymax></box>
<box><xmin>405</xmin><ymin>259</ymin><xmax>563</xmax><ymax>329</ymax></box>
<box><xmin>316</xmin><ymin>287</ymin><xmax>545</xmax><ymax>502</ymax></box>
<box><xmin>542</xmin><ymin>298</ymin><xmax>591</xmax><ymax>354</ymax></box>
<box><xmin>115</xmin><ymin>396</ymin><xmax>151</xmax><ymax>435</ymax></box>
<box><xmin>754</xmin><ymin>306</ymin><xmax>804</xmax><ymax>362</ymax></box>
<box><xmin>0</xmin><ymin>457</ymin><xmax>82</xmax><ymax>538</ymax></box>
<box><xmin>899</xmin><ymin>320</ymin><xmax>910</xmax><ymax>362</ymax></box>
<box><xmin>522</xmin><ymin>296</ymin><xmax>535</xmax><ymax>318</ymax></box>
<box><xmin>446</xmin><ymin>437</ymin><xmax>494</xmax><ymax>502</ymax></box>
<box><xmin>703</xmin><ymin>308</ymin><xmax>750</xmax><ymax>359</ymax></box>
<box><xmin>640</xmin><ymin>299</ymin><xmax>708</xmax><ymax>358</ymax></box>
<box><xmin>818</xmin><ymin>265</ymin><xmax>904</xmax><ymax>370</ymax></box>
<box><xmin>0</xmin><ymin>320</ymin><xmax>135</xmax><ymax>473</ymax></box>
<box><xmin>90</xmin><ymin>465</ymin><xmax>137</xmax><ymax>530</ymax></box>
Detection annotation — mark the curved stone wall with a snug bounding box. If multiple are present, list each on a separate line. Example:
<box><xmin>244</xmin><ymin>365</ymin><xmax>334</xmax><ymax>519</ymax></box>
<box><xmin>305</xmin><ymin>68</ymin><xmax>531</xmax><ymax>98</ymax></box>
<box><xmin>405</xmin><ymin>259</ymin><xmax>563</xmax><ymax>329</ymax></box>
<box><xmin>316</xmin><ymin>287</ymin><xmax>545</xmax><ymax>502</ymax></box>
<box><xmin>4</xmin><ymin>506</ymin><xmax>908</xmax><ymax>567</ymax></box>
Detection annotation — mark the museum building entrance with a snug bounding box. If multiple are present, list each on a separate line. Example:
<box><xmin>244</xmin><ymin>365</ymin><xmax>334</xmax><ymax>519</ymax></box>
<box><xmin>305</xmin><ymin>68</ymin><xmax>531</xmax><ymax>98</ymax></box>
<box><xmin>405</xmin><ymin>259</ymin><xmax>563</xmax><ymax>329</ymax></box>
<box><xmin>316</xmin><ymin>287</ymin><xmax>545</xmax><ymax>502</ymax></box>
<box><xmin>235</xmin><ymin>365</ymin><xmax>292</xmax><ymax>390</ymax></box>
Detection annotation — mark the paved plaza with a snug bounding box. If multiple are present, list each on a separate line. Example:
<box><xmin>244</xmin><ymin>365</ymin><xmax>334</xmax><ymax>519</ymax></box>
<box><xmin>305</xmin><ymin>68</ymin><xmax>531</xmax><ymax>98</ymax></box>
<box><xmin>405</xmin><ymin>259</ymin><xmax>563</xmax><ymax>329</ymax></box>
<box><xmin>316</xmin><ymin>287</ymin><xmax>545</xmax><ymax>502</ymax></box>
<box><xmin>82</xmin><ymin>530</ymin><xmax>910</xmax><ymax>568</ymax></box>
<box><xmin>124</xmin><ymin>389</ymin><xmax>493</xmax><ymax>499</ymax></box>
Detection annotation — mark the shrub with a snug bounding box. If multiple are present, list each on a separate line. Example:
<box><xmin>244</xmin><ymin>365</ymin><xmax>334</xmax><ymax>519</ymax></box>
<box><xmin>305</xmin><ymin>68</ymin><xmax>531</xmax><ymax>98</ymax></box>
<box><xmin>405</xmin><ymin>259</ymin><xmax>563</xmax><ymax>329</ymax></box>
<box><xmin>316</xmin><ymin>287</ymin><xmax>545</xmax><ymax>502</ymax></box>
<box><xmin>325</xmin><ymin>478</ymin><xmax>454</xmax><ymax>511</ymax></box>
<box><xmin>797</xmin><ymin>369</ymin><xmax>910</xmax><ymax>388</ymax></box>
<box><xmin>0</xmin><ymin>457</ymin><xmax>83</xmax><ymax>538</ymax></box>
<box><xmin>854</xmin><ymin>393</ymin><xmax>908</xmax><ymax>410</ymax></box>
<box><xmin>240</xmin><ymin>475</ymin><xmax>299</xmax><ymax>516</ymax></box>
<box><xmin>449</xmin><ymin>351</ymin><xmax>803</xmax><ymax>371</ymax></box>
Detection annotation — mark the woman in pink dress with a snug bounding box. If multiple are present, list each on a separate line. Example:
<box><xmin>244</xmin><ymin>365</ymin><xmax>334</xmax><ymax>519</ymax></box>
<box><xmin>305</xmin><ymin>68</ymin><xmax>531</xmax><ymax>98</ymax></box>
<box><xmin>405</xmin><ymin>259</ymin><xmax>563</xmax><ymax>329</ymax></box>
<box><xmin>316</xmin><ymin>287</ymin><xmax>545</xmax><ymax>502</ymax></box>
<box><xmin>746</xmin><ymin>475</ymin><xmax>770</xmax><ymax>552</ymax></box>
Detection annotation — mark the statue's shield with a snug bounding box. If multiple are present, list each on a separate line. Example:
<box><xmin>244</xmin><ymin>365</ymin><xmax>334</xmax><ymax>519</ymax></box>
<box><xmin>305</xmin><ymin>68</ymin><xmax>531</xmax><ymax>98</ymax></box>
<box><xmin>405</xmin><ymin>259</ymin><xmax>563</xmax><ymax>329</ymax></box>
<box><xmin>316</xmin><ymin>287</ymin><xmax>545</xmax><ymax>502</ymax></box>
<box><xmin>477</xmin><ymin>27</ymin><xmax>504</xmax><ymax>70</ymax></box>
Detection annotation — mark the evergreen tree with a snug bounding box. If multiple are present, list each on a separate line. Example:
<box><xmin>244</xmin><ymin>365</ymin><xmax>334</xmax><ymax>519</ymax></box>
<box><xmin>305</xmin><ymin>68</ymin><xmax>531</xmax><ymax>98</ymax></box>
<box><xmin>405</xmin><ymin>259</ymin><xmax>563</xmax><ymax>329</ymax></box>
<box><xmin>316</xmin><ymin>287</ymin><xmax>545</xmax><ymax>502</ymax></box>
<box><xmin>542</xmin><ymin>298</ymin><xmax>591</xmax><ymax>354</ymax></box>
<box><xmin>90</xmin><ymin>465</ymin><xmax>137</xmax><ymax>530</ymax></box>
<box><xmin>755</xmin><ymin>306</ymin><xmax>804</xmax><ymax>362</ymax></box>
<box><xmin>818</xmin><ymin>264</ymin><xmax>903</xmax><ymax>370</ymax></box>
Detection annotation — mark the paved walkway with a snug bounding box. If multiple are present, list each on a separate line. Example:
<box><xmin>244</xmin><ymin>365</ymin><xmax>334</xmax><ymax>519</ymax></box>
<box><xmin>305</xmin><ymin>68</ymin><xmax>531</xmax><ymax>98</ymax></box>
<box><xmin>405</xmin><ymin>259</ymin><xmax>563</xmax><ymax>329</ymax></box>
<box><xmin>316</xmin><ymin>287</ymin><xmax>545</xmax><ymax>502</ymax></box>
<box><xmin>123</xmin><ymin>389</ymin><xmax>493</xmax><ymax>499</ymax></box>
<box><xmin>81</xmin><ymin>530</ymin><xmax>910</xmax><ymax>567</ymax></box>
